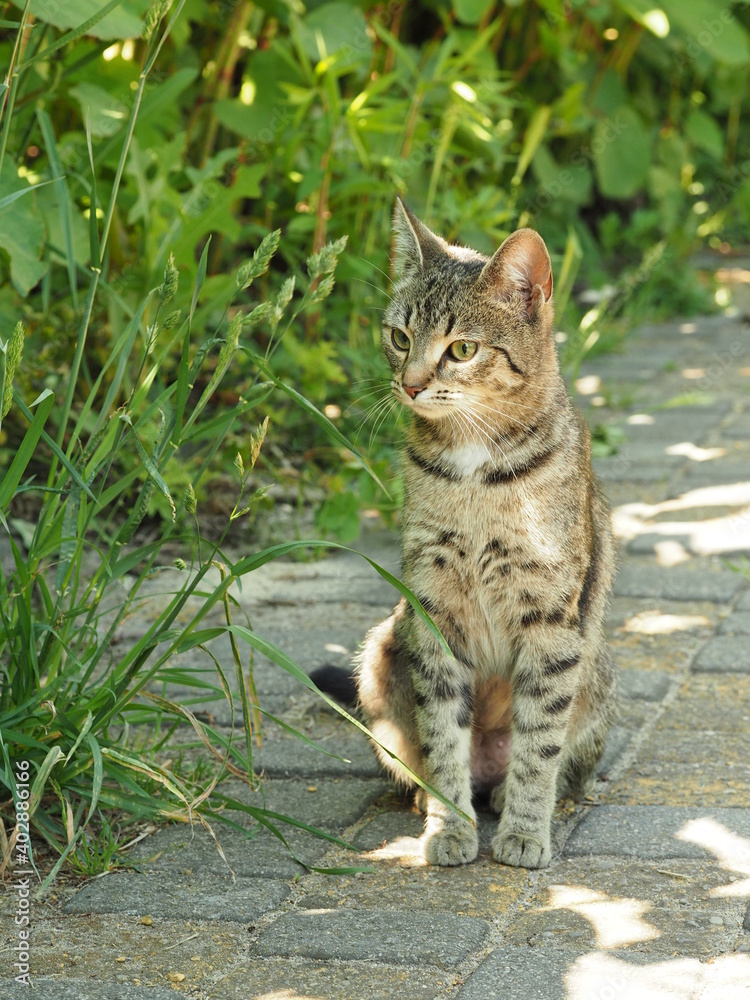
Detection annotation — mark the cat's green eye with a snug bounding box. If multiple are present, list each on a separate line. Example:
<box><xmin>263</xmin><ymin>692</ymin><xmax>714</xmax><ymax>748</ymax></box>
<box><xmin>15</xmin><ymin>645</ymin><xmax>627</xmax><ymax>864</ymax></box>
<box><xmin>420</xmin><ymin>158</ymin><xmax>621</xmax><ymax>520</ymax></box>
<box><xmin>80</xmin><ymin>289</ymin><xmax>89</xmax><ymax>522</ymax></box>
<box><xmin>448</xmin><ymin>340</ymin><xmax>478</xmax><ymax>362</ymax></box>
<box><xmin>391</xmin><ymin>328</ymin><xmax>410</xmax><ymax>351</ymax></box>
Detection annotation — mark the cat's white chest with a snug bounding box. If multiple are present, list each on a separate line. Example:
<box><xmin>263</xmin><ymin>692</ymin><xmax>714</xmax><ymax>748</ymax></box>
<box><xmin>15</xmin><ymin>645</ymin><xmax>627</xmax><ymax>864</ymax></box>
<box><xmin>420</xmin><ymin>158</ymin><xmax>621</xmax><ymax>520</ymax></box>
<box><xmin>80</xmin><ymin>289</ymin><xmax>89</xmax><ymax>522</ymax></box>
<box><xmin>445</xmin><ymin>443</ymin><xmax>491</xmax><ymax>476</ymax></box>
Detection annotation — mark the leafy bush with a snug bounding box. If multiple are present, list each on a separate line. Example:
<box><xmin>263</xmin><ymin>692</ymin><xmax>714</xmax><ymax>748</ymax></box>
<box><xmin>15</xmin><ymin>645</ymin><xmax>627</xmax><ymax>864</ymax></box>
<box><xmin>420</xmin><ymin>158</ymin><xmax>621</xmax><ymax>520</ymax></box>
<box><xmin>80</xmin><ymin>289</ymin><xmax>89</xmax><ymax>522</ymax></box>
<box><xmin>1</xmin><ymin>0</ymin><xmax>738</xmax><ymax>535</ymax></box>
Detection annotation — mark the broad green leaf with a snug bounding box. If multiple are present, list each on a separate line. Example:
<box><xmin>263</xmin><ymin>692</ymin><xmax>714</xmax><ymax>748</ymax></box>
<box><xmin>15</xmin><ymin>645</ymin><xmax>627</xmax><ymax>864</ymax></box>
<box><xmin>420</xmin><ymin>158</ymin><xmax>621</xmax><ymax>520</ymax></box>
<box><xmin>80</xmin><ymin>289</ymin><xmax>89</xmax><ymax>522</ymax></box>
<box><xmin>10</xmin><ymin>0</ymin><xmax>146</xmax><ymax>41</ymax></box>
<box><xmin>593</xmin><ymin>106</ymin><xmax>650</xmax><ymax>199</ymax></box>
<box><xmin>0</xmin><ymin>163</ymin><xmax>47</xmax><ymax>296</ymax></box>
<box><xmin>452</xmin><ymin>0</ymin><xmax>494</xmax><ymax>26</ymax></box>
<box><xmin>296</xmin><ymin>2</ymin><xmax>371</xmax><ymax>64</ymax></box>
<box><xmin>660</xmin><ymin>0</ymin><xmax>750</xmax><ymax>66</ymax></box>
<box><xmin>685</xmin><ymin>108</ymin><xmax>725</xmax><ymax>159</ymax></box>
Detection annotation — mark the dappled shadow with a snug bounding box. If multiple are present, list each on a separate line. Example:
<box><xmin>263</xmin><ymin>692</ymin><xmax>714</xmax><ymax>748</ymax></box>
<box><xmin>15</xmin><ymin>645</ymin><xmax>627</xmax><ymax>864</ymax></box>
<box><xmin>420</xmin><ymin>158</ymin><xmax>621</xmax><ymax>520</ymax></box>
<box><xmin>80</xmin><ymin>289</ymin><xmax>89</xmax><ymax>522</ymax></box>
<box><xmin>613</xmin><ymin>481</ymin><xmax>750</xmax><ymax>559</ymax></box>
<box><xmin>677</xmin><ymin>817</ymin><xmax>750</xmax><ymax>900</ymax></box>
<box><xmin>543</xmin><ymin>884</ymin><xmax>660</xmax><ymax>949</ymax></box>
<box><xmin>565</xmin><ymin>951</ymin><xmax>750</xmax><ymax>999</ymax></box>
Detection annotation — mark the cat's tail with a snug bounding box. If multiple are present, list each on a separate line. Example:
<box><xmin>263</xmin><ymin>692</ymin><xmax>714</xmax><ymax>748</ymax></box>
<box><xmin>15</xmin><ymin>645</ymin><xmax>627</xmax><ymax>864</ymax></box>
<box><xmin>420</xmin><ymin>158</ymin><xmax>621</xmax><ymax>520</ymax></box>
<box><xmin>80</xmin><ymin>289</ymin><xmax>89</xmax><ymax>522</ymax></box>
<box><xmin>309</xmin><ymin>665</ymin><xmax>358</xmax><ymax>707</ymax></box>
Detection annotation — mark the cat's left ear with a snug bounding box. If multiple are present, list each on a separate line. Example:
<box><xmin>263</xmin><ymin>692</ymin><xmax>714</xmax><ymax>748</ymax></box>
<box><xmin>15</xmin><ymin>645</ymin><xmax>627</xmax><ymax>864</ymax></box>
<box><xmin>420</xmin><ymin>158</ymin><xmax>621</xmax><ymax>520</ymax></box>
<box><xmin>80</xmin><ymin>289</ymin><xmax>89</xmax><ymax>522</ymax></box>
<box><xmin>479</xmin><ymin>228</ymin><xmax>553</xmax><ymax>315</ymax></box>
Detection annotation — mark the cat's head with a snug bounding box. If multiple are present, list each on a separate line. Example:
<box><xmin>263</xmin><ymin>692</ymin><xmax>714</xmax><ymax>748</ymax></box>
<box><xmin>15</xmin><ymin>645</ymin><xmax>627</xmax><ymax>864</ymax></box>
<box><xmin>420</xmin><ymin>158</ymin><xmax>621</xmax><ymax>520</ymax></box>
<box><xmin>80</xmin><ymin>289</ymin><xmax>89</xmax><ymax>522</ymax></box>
<box><xmin>383</xmin><ymin>198</ymin><xmax>556</xmax><ymax>423</ymax></box>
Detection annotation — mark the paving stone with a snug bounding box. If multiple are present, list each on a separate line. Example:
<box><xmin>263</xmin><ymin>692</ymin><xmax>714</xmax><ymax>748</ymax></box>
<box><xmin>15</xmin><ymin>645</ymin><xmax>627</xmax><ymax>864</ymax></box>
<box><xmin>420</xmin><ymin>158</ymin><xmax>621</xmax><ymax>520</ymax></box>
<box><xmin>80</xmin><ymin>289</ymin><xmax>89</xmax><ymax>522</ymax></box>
<box><xmin>2</xmin><ymin>981</ymin><xmax>178</xmax><ymax>1000</ymax></box>
<box><xmin>681</xmin><ymin>461</ymin><xmax>750</xmax><ymax>487</ymax></box>
<box><xmin>627</xmin><ymin>523</ymin><xmax>750</xmax><ymax>558</ymax></box>
<box><xmin>692</xmin><ymin>635</ymin><xmax>750</xmax><ymax>672</ymax></box>
<box><xmin>597</xmin><ymin>725</ymin><xmax>633</xmax><ymax>779</ymax></box>
<box><xmin>525</xmin><ymin>856</ymin><xmax>740</xmax><ymax>957</ymax></box>
<box><xmin>719</xmin><ymin>612</ymin><xmax>750</xmax><ymax>635</ymax></box>
<box><xmin>301</xmin><ymin>845</ymin><xmax>528</xmax><ymax>920</ymax></box>
<box><xmin>253</xmin><ymin>728</ymin><xmax>382</xmax><ymax>779</ymax></box>
<box><xmin>456</xmin><ymin>946</ymin><xmax>750</xmax><ymax>1000</ymax></box>
<box><xmin>352</xmin><ymin>809</ymin><xmax>426</xmax><ymax>851</ymax></box>
<box><xmin>613</xmin><ymin>563</ymin><xmax>746</xmax><ymax>602</ymax></box>
<box><xmin>619</xmin><ymin>668</ymin><xmax>671</xmax><ymax>701</ymax></box>
<box><xmin>254</xmin><ymin>776</ymin><xmax>389</xmax><ymax>831</ymax></box>
<box><xmin>724</xmin><ymin>412</ymin><xmax>750</xmax><ymax>439</ymax></box>
<box><xmin>656</xmin><ymin>674</ymin><xmax>750</xmax><ymax>732</ymax></box>
<box><xmin>606</xmin><ymin>731</ymin><xmax>750</xmax><ymax>806</ymax></box>
<box><xmin>565</xmin><ymin>806</ymin><xmax>750</xmax><ymax>859</ymax></box>
<box><xmin>215</xmin><ymin>959</ymin><xmax>453</xmax><ymax>999</ymax></box>
<box><xmin>254</xmin><ymin>908</ymin><xmax>489</xmax><ymax>966</ymax></box>
<box><xmin>738</xmin><ymin>589</ymin><xmax>750</xmax><ymax>611</ymax></box>
<box><xmin>745</xmin><ymin>905</ymin><xmax>750</xmax><ymax>932</ymax></box>
<box><xmin>127</xmin><ymin>823</ymin><xmax>326</xmax><ymax>878</ymax></box>
<box><xmin>64</xmin><ymin>872</ymin><xmax>290</xmax><ymax>922</ymax></box>
<box><xmin>593</xmin><ymin>457</ymin><xmax>672</xmax><ymax>483</ymax></box>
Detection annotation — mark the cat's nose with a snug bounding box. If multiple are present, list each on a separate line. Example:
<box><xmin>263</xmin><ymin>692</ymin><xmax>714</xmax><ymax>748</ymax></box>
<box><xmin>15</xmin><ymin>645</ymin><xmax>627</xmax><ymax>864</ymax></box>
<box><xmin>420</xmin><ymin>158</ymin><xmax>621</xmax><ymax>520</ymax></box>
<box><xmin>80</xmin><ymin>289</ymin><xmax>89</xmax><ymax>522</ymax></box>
<box><xmin>403</xmin><ymin>383</ymin><xmax>426</xmax><ymax>399</ymax></box>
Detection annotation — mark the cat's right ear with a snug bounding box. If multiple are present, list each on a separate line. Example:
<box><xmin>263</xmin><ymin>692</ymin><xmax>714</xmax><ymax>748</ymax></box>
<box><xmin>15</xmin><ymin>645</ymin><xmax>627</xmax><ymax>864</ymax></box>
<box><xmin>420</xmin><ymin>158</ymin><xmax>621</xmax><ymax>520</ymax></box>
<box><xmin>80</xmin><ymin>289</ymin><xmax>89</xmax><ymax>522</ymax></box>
<box><xmin>393</xmin><ymin>196</ymin><xmax>447</xmax><ymax>273</ymax></box>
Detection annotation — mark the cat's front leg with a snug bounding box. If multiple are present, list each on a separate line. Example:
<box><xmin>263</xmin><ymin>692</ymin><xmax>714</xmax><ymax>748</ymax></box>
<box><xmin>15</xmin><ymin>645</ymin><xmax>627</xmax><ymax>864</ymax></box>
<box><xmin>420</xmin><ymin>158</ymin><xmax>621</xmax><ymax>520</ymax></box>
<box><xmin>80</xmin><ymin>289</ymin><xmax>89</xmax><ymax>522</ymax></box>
<box><xmin>492</xmin><ymin>636</ymin><xmax>583</xmax><ymax>869</ymax></box>
<box><xmin>409</xmin><ymin>638</ymin><xmax>478</xmax><ymax>866</ymax></box>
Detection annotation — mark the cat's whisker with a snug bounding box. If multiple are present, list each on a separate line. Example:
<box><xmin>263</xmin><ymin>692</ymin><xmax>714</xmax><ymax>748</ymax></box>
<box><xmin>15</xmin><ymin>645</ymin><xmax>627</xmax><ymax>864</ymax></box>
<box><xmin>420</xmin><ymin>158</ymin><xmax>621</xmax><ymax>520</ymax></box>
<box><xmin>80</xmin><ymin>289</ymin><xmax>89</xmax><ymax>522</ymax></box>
<box><xmin>455</xmin><ymin>406</ymin><xmax>501</xmax><ymax>470</ymax></box>
<box><xmin>358</xmin><ymin>257</ymin><xmax>395</xmax><ymax>289</ymax></box>
<box><xmin>467</xmin><ymin>398</ymin><xmax>541</xmax><ymax>437</ymax></box>
<box><xmin>352</xmin><ymin>276</ymin><xmax>394</xmax><ymax>302</ymax></box>
<box><xmin>353</xmin><ymin>393</ymin><xmax>396</xmax><ymax>438</ymax></box>
<box><xmin>369</xmin><ymin>397</ymin><xmax>399</xmax><ymax>451</ymax></box>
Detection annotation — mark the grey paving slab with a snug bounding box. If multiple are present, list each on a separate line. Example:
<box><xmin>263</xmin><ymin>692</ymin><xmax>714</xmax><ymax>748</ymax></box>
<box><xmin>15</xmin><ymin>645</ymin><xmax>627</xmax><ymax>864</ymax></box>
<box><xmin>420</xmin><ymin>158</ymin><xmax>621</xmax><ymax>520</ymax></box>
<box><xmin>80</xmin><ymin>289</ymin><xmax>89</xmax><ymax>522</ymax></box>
<box><xmin>253</xmin><ymin>729</ymin><xmax>382</xmax><ymax>779</ymax></box>
<box><xmin>352</xmin><ymin>810</ymin><xmax>425</xmax><ymax>851</ymax></box>
<box><xmin>214</xmin><ymin>959</ymin><xmax>451</xmax><ymax>999</ymax></box>
<box><xmin>723</xmin><ymin>412</ymin><xmax>750</xmax><ymax>439</ymax></box>
<box><xmin>692</xmin><ymin>635</ymin><xmax>750</xmax><ymax>672</ymax></box>
<box><xmin>682</xmin><ymin>460</ymin><xmax>750</xmax><ymax>486</ymax></box>
<box><xmin>596</xmin><ymin>725</ymin><xmax>633</xmax><ymax>779</ymax></box>
<box><xmin>126</xmin><ymin>823</ymin><xmax>324</xmax><ymax>878</ymax></box>
<box><xmin>1</xmin><ymin>982</ymin><xmax>178</xmax><ymax>1000</ymax></box>
<box><xmin>619</xmin><ymin>668</ymin><xmax>672</xmax><ymax>701</ymax></box>
<box><xmin>745</xmin><ymin>905</ymin><xmax>750</xmax><ymax>932</ymax></box>
<box><xmin>255</xmin><ymin>777</ymin><xmax>389</xmax><ymax>830</ymax></box>
<box><xmin>738</xmin><ymin>590</ymin><xmax>750</xmax><ymax>611</ymax></box>
<box><xmin>64</xmin><ymin>872</ymin><xmax>290</xmax><ymax>922</ymax></box>
<box><xmin>456</xmin><ymin>946</ymin><xmax>750</xmax><ymax>1000</ymax></box>
<box><xmin>592</xmin><ymin>457</ymin><xmax>672</xmax><ymax>483</ymax></box>
<box><xmin>720</xmin><ymin>612</ymin><xmax>750</xmax><ymax>634</ymax></box>
<box><xmin>565</xmin><ymin>806</ymin><xmax>750</xmax><ymax>859</ymax></box>
<box><xmin>613</xmin><ymin>563</ymin><xmax>746</xmax><ymax>602</ymax></box>
<box><xmin>254</xmin><ymin>908</ymin><xmax>489</xmax><ymax>966</ymax></box>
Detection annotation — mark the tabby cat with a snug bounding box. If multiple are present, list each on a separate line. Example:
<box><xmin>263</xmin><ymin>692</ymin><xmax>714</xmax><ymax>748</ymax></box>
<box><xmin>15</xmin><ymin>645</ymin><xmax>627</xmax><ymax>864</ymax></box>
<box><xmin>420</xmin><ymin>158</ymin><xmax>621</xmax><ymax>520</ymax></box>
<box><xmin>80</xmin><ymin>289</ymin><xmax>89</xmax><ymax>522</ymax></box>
<box><xmin>317</xmin><ymin>199</ymin><xmax>616</xmax><ymax>869</ymax></box>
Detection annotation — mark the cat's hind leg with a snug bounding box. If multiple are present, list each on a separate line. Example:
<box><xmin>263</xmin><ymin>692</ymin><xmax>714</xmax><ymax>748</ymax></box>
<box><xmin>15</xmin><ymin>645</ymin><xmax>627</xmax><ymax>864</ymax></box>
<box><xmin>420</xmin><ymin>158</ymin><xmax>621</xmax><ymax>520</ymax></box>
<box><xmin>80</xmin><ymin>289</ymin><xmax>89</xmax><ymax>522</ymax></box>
<box><xmin>355</xmin><ymin>605</ymin><xmax>423</xmax><ymax>788</ymax></box>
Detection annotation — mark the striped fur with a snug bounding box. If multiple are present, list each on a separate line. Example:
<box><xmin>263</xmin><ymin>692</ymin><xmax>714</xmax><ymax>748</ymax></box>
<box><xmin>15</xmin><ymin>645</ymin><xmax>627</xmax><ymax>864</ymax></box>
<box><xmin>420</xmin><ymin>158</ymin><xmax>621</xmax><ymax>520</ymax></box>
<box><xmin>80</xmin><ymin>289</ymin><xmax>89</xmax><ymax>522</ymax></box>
<box><xmin>355</xmin><ymin>201</ymin><xmax>616</xmax><ymax>869</ymax></box>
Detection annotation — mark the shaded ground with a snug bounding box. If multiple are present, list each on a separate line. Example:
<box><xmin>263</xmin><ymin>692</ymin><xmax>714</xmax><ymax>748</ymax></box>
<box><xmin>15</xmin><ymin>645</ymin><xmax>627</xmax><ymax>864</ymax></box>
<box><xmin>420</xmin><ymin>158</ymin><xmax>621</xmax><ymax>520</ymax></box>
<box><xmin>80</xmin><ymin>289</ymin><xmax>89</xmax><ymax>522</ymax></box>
<box><xmin>3</xmin><ymin>266</ymin><xmax>750</xmax><ymax>999</ymax></box>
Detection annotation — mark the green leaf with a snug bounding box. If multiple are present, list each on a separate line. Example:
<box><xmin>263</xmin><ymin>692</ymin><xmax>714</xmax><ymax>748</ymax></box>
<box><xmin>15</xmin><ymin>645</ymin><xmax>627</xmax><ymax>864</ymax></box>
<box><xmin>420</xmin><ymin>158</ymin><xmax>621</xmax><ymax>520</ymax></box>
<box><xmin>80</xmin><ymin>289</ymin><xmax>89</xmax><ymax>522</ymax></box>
<box><xmin>513</xmin><ymin>105</ymin><xmax>551</xmax><ymax>186</ymax></box>
<box><xmin>0</xmin><ymin>163</ymin><xmax>47</xmax><ymax>296</ymax></box>
<box><xmin>685</xmin><ymin>108</ymin><xmax>724</xmax><ymax>159</ymax></box>
<box><xmin>452</xmin><ymin>0</ymin><xmax>494</xmax><ymax>26</ymax></box>
<box><xmin>10</xmin><ymin>0</ymin><xmax>146</xmax><ymax>42</ymax></box>
<box><xmin>296</xmin><ymin>2</ymin><xmax>371</xmax><ymax>64</ymax></box>
<box><xmin>660</xmin><ymin>0</ymin><xmax>750</xmax><ymax>66</ymax></box>
<box><xmin>0</xmin><ymin>389</ymin><xmax>54</xmax><ymax>509</ymax></box>
<box><xmin>119</xmin><ymin>413</ymin><xmax>176</xmax><ymax>521</ymax></box>
<box><xmin>593</xmin><ymin>106</ymin><xmax>650</xmax><ymax>199</ymax></box>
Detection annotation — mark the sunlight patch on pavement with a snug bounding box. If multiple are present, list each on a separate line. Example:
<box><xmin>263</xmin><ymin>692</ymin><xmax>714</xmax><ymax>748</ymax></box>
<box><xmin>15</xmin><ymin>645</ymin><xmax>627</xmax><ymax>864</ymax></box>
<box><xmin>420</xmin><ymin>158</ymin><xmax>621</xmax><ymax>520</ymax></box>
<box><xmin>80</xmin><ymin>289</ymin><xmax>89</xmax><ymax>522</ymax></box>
<box><xmin>544</xmin><ymin>885</ymin><xmax>659</xmax><ymax>949</ymax></box>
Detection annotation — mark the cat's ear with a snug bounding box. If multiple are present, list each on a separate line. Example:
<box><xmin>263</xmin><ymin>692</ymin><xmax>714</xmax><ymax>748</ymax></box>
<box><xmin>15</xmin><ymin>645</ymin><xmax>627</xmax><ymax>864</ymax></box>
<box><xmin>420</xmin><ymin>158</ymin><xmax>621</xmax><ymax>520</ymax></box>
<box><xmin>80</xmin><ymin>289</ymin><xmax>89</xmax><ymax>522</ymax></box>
<box><xmin>479</xmin><ymin>228</ymin><xmax>553</xmax><ymax>314</ymax></box>
<box><xmin>392</xmin><ymin>196</ymin><xmax>448</xmax><ymax>273</ymax></box>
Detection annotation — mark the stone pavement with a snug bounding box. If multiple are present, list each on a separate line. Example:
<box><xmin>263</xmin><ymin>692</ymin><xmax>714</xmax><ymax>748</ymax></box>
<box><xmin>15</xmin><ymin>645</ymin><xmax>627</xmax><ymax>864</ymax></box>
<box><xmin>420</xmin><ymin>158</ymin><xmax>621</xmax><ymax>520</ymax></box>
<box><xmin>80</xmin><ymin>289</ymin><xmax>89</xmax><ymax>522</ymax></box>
<box><xmin>4</xmin><ymin>269</ymin><xmax>750</xmax><ymax>999</ymax></box>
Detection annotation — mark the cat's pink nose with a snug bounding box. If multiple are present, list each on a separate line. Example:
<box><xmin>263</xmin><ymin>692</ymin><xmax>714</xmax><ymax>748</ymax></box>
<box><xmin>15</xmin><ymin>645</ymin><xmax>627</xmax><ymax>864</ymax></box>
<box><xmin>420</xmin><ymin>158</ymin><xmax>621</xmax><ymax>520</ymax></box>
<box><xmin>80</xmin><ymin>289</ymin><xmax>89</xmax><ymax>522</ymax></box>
<box><xmin>403</xmin><ymin>384</ymin><xmax>426</xmax><ymax>399</ymax></box>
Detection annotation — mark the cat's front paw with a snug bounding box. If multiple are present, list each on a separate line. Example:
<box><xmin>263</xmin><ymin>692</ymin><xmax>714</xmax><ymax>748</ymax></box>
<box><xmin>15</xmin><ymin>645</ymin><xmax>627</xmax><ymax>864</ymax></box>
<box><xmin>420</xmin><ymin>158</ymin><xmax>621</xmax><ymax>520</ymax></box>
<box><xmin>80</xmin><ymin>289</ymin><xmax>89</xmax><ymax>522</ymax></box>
<box><xmin>492</xmin><ymin>830</ymin><xmax>550</xmax><ymax>869</ymax></box>
<box><xmin>424</xmin><ymin>826</ymin><xmax>478</xmax><ymax>866</ymax></box>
